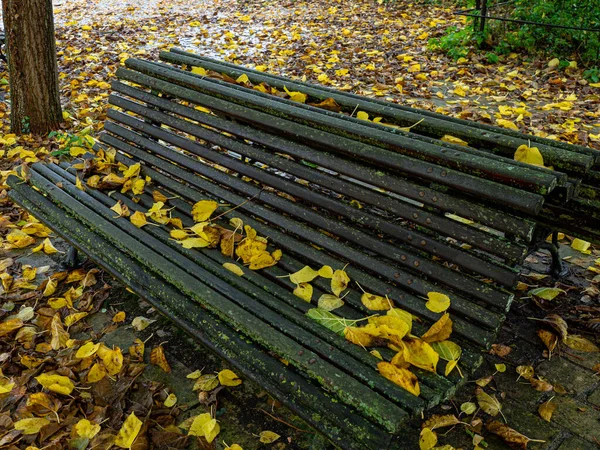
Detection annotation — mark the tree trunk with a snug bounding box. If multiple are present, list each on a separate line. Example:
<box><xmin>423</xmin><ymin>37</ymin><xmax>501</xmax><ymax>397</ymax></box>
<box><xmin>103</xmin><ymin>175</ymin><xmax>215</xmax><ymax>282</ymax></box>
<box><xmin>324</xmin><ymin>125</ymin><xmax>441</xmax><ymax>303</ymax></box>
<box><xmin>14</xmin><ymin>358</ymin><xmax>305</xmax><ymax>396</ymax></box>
<box><xmin>2</xmin><ymin>0</ymin><xmax>62</xmax><ymax>135</ymax></box>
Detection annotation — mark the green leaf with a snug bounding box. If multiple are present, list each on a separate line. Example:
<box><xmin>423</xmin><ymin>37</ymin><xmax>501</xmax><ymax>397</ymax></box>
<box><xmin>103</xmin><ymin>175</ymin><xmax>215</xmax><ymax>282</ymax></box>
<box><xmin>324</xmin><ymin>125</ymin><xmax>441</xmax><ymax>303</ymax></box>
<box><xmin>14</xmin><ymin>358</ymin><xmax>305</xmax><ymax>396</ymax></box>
<box><xmin>528</xmin><ymin>287</ymin><xmax>565</xmax><ymax>301</ymax></box>
<box><xmin>431</xmin><ymin>340</ymin><xmax>462</xmax><ymax>361</ymax></box>
<box><xmin>306</xmin><ymin>308</ymin><xmax>357</xmax><ymax>336</ymax></box>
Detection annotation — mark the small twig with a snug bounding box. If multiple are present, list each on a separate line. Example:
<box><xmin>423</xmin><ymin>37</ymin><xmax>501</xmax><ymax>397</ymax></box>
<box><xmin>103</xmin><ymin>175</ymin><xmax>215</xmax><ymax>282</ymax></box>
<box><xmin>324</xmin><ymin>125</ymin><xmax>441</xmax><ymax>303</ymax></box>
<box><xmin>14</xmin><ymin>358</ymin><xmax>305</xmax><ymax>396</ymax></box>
<box><xmin>258</xmin><ymin>408</ymin><xmax>316</xmax><ymax>434</ymax></box>
<box><xmin>210</xmin><ymin>189</ymin><xmax>264</xmax><ymax>223</ymax></box>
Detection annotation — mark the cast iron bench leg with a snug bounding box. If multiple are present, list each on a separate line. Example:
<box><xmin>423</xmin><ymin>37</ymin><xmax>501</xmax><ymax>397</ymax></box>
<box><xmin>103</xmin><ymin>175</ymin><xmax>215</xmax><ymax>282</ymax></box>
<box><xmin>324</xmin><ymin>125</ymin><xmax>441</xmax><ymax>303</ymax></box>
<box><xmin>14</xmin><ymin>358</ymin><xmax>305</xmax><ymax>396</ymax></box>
<box><xmin>62</xmin><ymin>245</ymin><xmax>81</xmax><ymax>269</ymax></box>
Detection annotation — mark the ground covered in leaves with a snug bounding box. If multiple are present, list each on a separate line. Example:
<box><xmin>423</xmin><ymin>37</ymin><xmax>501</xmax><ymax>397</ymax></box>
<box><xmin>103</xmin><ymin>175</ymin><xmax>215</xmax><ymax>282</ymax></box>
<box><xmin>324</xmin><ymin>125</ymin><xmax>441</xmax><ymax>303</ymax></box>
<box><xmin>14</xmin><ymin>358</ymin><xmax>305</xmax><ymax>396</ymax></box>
<box><xmin>1</xmin><ymin>0</ymin><xmax>600</xmax><ymax>449</ymax></box>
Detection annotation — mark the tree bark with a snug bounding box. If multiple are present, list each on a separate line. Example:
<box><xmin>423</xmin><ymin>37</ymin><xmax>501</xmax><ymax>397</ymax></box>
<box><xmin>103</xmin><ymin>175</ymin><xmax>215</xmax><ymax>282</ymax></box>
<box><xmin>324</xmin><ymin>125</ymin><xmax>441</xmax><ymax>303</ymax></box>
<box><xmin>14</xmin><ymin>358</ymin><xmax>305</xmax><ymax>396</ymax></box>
<box><xmin>2</xmin><ymin>0</ymin><xmax>62</xmax><ymax>135</ymax></box>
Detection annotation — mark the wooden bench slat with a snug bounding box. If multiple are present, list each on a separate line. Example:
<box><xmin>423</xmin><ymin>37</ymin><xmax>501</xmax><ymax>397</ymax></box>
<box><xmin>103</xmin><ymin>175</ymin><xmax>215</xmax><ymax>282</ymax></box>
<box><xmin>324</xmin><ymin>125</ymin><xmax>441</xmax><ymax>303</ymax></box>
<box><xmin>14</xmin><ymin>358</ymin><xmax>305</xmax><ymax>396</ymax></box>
<box><xmin>99</xmin><ymin>131</ymin><xmax>506</xmax><ymax>345</ymax></box>
<box><xmin>126</xmin><ymin>58</ymin><xmax>560</xmax><ymax>197</ymax></box>
<box><xmin>164</xmin><ymin>49</ymin><xmax>598</xmax><ymax>170</ymax></box>
<box><xmin>109</xmin><ymin>92</ymin><xmax>527</xmax><ymax>271</ymax></box>
<box><xmin>7</xmin><ymin>185</ymin><xmax>393</xmax><ymax>450</ymax></box>
<box><xmin>115</xmin><ymin>66</ymin><xmax>546</xmax><ymax>215</ymax></box>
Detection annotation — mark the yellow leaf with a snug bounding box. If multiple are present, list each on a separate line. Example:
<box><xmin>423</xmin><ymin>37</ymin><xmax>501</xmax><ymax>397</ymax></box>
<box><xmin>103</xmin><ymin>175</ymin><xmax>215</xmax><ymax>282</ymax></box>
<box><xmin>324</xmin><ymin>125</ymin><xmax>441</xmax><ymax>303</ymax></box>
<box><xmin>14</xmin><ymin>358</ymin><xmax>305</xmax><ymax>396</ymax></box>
<box><xmin>76</xmin><ymin>341</ymin><xmax>101</xmax><ymax>359</ymax></box>
<box><xmin>218</xmin><ymin>369</ymin><xmax>242</xmax><ymax>386</ymax></box>
<box><xmin>419</xmin><ymin>427</ymin><xmax>438</xmax><ymax>450</ymax></box>
<box><xmin>122</xmin><ymin>163</ymin><xmax>141</xmax><ymax>179</ymax></box>
<box><xmin>538</xmin><ymin>400</ymin><xmax>556</xmax><ymax>422</ymax></box>
<box><xmin>111</xmin><ymin>201</ymin><xmax>130</xmax><ymax>218</ymax></box>
<box><xmin>50</xmin><ymin>314</ymin><xmax>69</xmax><ymax>349</ymax></box>
<box><xmin>35</xmin><ymin>373</ymin><xmax>75</xmax><ymax>395</ymax></box>
<box><xmin>516</xmin><ymin>365</ymin><xmax>534</xmax><ymax>380</ymax></box>
<box><xmin>387</xmin><ymin>308</ymin><xmax>413</xmax><ymax>333</ymax></box>
<box><xmin>64</xmin><ymin>312</ymin><xmax>88</xmax><ymax>327</ymax></box>
<box><xmin>425</xmin><ymin>292</ymin><xmax>451</xmax><ymax>313</ymax></box>
<box><xmin>0</xmin><ymin>378</ymin><xmax>15</xmax><ymax>394</ymax></box>
<box><xmin>356</xmin><ymin>111</ymin><xmax>369</xmax><ymax>121</ymax></box>
<box><xmin>421</xmin><ymin>313</ymin><xmax>453</xmax><ymax>343</ymax></box>
<box><xmin>75</xmin><ymin>419</ymin><xmax>101</xmax><ymax>439</ymax></box>
<box><xmin>87</xmin><ymin>363</ymin><xmax>107</xmax><ymax>383</ymax></box>
<box><xmin>225</xmin><ymin>445</ymin><xmax>243</xmax><ymax>450</ymax></box>
<box><xmin>151</xmin><ymin>345</ymin><xmax>171</xmax><ymax>373</ymax></box>
<box><xmin>41</xmin><ymin>238</ymin><xmax>59</xmax><ymax>255</ymax></box>
<box><xmin>113</xmin><ymin>311</ymin><xmax>126</xmax><ymax>323</ymax></box>
<box><xmin>317</xmin><ymin>265</ymin><xmax>334</xmax><ymax>278</ymax></box>
<box><xmin>43</xmin><ymin>278</ymin><xmax>58</xmax><ymax>297</ymax></box>
<box><xmin>223</xmin><ymin>262</ymin><xmax>244</xmax><ymax>276</ymax></box>
<box><xmin>193</xmin><ymin>374</ymin><xmax>219</xmax><ymax>391</ymax></box>
<box><xmin>403</xmin><ymin>337</ymin><xmax>439</xmax><ymax>373</ymax></box>
<box><xmin>476</xmin><ymin>387</ymin><xmax>502</xmax><ymax>416</ymax></box>
<box><xmin>318</xmin><ymin>294</ymin><xmax>344</xmax><ymax>311</ymax></box>
<box><xmin>563</xmin><ymin>334</ymin><xmax>599</xmax><ymax>352</ymax></box>
<box><xmin>192</xmin><ymin>200</ymin><xmax>218</xmax><ymax>222</ymax></box>
<box><xmin>344</xmin><ymin>326</ymin><xmax>381</xmax><ymax>347</ymax></box>
<box><xmin>130</xmin><ymin>211</ymin><xmax>147</xmax><ymax>228</ymax></box>
<box><xmin>101</xmin><ymin>347</ymin><xmax>124</xmax><ymax>375</ymax></box>
<box><xmin>164</xmin><ymin>393</ymin><xmax>178</xmax><ymax>407</ymax></box>
<box><xmin>259</xmin><ymin>431</ymin><xmax>280</xmax><ymax>444</ymax></box>
<box><xmin>497</xmin><ymin>119</ymin><xmax>519</xmax><ymax>131</ymax></box>
<box><xmin>377</xmin><ymin>361</ymin><xmax>420</xmax><ymax>396</ymax></box>
<box><xmin>368</xmin><ymin>316</ymin><xmax>410</xmax><ymax>340</ymax></box>
<box><xmin>187</xmin><ymin>370</ymin><xmax>202</xmax><ymax>379</ymax></box>
<box><xmin>331</xmin><ymin>269</ymin><xmax>350</xmax><ymax>296</ymax></box>
<box><xmin>0</xmin><ymin>318</ymin><xmax>24</xmax><ymax>337</ymax></box>
<box><xmin>115</xmin><ymin>412</ymin><xmax>143</xmax><ymax>449</ymax></box>
<box><xmin>189</xmin><ymin>413</ymin><xmax>220</xmax><ymax>443</ymax></box>
<box><xmin>293</xmin><ymin>282</ymin><xmax>313</xmax><ymax>302</ymax></box>
<box><xmin>191</xmin><ymin>66</ymin><xmax>208</xmax><ymax>76</ymax></box>
<box><xmin>440</xmin><ymin>135</ymin><xmax>469</xmax><ymax>146</ymax></box>
<box><xmin>129</xmin><ymin>338</ymin><xmax>145</xmax><ymax>360</ymax></box>
<box><xmin>236</xmin><ymin>74</ymin><xmax>249</xmax><ymax>84</ymax></box>
<box><xmin>70</xmin><ymin>146</ymin><xmax>89</xmax><ymax>157</ymax></box>
<box><xmin>361</xmin><ymin>292</ymin><xmax>392</xmax><ymax>310</ymax></box>
<box><xmin>13</xmin><ymin>418</ymin><xmax>50</xmax><ymax>435</ymax></box>
<box><xmin>514</xmin><ymin>144</ymin><xmax>544</xmax><ymax>167</ymax></box>
<box><xmin>571</xmin><ymin>238</ymin><xmax>591</xmax><ymax>254</ymax></box>
<box><xmin>283</xmin><ymin>86</ymin><xmax>307</xmax><ymax>103</ymax></box>
<box><xmin>290</xmin><ymin>266</ymin><xmax>319</xmax><ymax>284</ymax></box>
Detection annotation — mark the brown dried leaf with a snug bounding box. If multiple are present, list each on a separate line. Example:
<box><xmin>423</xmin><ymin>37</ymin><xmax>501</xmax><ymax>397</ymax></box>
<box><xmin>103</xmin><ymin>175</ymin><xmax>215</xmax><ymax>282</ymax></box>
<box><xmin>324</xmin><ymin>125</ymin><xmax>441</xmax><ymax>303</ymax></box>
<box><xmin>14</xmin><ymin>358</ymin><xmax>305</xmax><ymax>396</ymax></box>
<box><xmin>486</xmin><ymin>420</ymin><xmax>544</xmax><ymax>449</ymax></box>
<box><xmin>150</xmin><ymin>346</ymin><xmax>171</xmax><ymax>373</ymax></box>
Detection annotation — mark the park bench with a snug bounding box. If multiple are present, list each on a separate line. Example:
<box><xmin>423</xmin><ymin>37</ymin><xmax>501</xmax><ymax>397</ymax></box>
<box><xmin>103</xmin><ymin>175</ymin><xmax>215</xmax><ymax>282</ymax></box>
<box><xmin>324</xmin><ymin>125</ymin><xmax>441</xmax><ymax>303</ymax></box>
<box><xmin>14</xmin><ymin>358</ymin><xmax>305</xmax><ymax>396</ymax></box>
<box><xmin>7</xmin><ymin>53</ymin><xmax>599</xmax><ymax>449</ymax></box>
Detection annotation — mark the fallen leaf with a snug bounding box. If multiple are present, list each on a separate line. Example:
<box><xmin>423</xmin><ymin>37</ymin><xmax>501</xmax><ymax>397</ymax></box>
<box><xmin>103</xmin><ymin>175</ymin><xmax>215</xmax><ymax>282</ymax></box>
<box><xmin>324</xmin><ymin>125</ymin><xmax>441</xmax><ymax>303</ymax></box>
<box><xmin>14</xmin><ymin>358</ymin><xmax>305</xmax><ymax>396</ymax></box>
<box><xmin>486</xmin><ymin>420</ymin><xmax>544</xmax><ymax>449</ymax></box>
<box><xmin>425</xmin><ymin>292</ymin><xmax>450</xmax><ymax>313</ymax></box>
<box><xmin>218</xmin><ymin>369</ymin><xmax>242</xmax><ymax>386</ymax></box>
<box><xmin>421</xmin><ymin>313</ymin><xmax>452</xmax><ymax>343</ymax></box>
<box><xmin>13</xmin><ymin>418</ymin><xmax>50</xmax><ymax>435</ymax></box>
<box><xmin>538</xmin><ymin>400</ymin><xmax>556</xmax><ymax>422</ymax></box>
<box><xmin>114</xmin><ymin>412</ymin><xmax>143</xmax><ymax>449</ymax></box>
<box><xmin>151</xmin><ymin>346</ymin><xmax>171</xmax><ymax>373</ymax></box>
<box><xmin>259</xmin><ymin>431</ymin><xmax>280</xmax><ymax>444</ymax></box>
<box><xmin>475</xmin><ymin>388</ymin><xmax>501</xmax><ymax>416</ymax></box>
<box><xmin>419</xmin><ymin>427</ymin><xmax>437</xmax><ymax>450</ymax></box>
<box><xmin>378</xmin><ymin>361</ymin><xmax>420</xmax><ymax>396</ymax></box>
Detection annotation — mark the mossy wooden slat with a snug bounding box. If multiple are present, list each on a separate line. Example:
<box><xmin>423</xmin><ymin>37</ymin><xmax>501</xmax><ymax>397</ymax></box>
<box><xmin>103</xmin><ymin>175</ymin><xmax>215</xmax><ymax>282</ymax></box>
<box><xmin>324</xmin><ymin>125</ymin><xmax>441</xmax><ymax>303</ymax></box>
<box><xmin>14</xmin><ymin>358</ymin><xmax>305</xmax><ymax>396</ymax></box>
<box><xmin>114</xmin><ymin>67</ymin><xmax>545</xmax><ymax>215</ymax></box>
<box><xmin>7</xmin><ymin>185</ymin><xmax>392</xmax><ymax>450</ymax></box>
<box><xmin>101</xmin><ymin>127</ymin><xmax>508</xmax><ymax>330</ymax></box>
<box><xmin>111</xmin><ymin>81</ymin><xmax>536</xmax><ymax>242</ymax></box>
<box><xmin>100</xmin><ymin>132</ymin><xmax>505</xmax><ymax>345</ymax></box>
<box><xmin>164</xmin><ymin>49</ymin><xmax>598</xmax><ymax>170</ymax></box>
<box><xmin>23</xmin><ymin>169</ymin><xmax>412</xmax><ymax>432</ymax></box>
<box><xmin>126</xmin><ymin>58</ymin><xmax>559</xmax><ymax>196</ymax></box>
<box><xmin>110</xmin><ymin>93</ymin><xmax>526</xmax><ymax>272</ymax></box>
